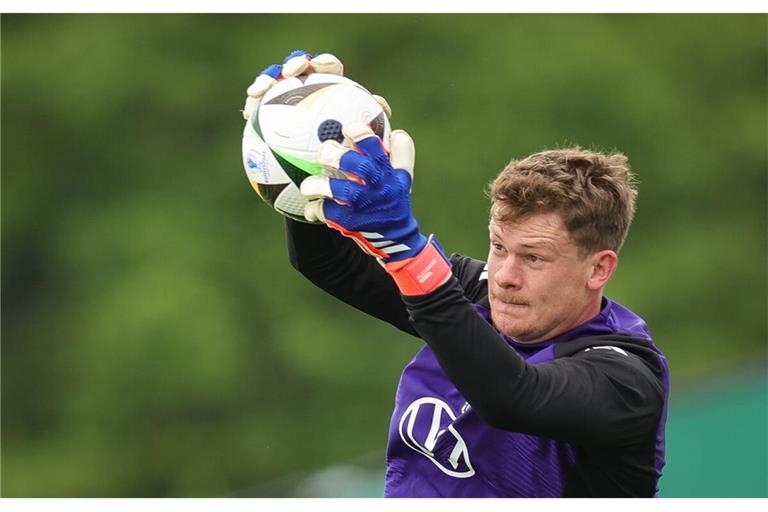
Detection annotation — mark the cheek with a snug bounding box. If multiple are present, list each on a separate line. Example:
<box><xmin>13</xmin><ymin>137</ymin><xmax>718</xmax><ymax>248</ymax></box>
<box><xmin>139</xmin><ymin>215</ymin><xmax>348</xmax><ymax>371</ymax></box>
<box><xmin>544</xmin><ymin>268</ymin><xmax>588</xmax><ymax>304</ymax></box>
<box><xmin>530</xmin><ymin>267</ymin><xmax>577</xmax><ymax>304</ymax></box>
<box><xmin>486</xmin><ymin>253</ymin><xmax>501</xmax><ymax>281</ymax></box>
<box><xmin>486</xmin><ymin>250</ymin><xmax>498</xmax><ymax>268</ymax></box>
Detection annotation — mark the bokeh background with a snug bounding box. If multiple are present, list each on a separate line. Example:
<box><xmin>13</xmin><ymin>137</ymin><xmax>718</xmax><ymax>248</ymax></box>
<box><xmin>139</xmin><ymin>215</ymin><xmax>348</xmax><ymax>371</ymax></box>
<box><xmin>2</xmin><ymin>13</ymin><xmax>766</xmax><ymax>497</ymax></box>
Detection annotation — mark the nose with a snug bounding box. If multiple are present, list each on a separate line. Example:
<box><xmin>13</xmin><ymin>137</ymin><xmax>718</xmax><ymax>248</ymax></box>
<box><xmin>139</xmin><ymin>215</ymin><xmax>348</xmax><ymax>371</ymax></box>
<box><xmin>494</xmin><ymin>256</ymin><xmax>523</xmax><ymax>290</ymax></box>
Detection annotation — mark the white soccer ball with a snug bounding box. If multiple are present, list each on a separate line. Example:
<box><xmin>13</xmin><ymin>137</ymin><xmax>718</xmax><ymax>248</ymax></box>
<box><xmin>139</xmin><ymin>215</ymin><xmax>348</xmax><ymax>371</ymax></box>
<box><xmin>242</xmin><ymin>73</ymin><xmax>391</xmax><ymax>222</ymax></box>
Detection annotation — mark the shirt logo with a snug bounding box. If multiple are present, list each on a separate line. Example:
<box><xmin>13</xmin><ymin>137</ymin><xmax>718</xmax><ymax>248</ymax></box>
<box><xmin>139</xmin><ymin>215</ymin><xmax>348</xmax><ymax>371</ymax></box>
<box><xmin>584</xmin><ymin>345</ymin><xmax>629</xmax><ymax>357</ymax></box>
<box><xmin>398</xmin><ymin>397</ymin><xmax>475</xmax><ymax>478</ymax></box>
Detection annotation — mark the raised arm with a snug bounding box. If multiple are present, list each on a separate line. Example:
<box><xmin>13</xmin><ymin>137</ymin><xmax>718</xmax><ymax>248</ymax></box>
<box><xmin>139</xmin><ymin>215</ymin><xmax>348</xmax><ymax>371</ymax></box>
<box><xmin>285</xmin><ymin>218</ymin><xmax>417</xmax><ymax>336</ymax></box>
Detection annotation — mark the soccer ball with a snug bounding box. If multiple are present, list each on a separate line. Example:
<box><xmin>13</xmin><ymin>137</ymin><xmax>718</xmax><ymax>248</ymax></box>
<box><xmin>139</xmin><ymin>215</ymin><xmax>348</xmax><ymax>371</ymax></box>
<box><xmin>242</xmin><ymin>73</ymin><xmax>391</xmax><ymax>222</ymax></box>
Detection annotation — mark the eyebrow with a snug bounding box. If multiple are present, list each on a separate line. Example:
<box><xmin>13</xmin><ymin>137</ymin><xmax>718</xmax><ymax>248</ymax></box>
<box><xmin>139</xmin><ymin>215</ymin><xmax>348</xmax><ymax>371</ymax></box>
<box><xmin>489</xmin><ymin>229</ymin><xmax>559</xmax><ymax>252</ymax></box>
<box><xmin>520</xmin><ymin>241</ymin><xmax>557</xmax><ymax>250</ymax></box>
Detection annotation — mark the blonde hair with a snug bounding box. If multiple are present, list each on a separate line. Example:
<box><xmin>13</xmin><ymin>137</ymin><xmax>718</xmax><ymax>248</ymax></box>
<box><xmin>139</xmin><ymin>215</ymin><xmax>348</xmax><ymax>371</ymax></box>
<box><xmin>488</xmin><ymin>147</ymin><xmax>638</xmax><ymax>255</ymax></box>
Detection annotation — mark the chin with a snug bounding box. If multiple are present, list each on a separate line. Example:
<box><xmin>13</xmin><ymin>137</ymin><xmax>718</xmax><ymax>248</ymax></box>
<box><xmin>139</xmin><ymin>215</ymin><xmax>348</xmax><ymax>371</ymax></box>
<box><xmin>506</xmin><ymin>329</ymin><xmax>537</xmax><ymax>342</ymax></box>
<box><xmin>492</xmin><ymin>315</ymin><xmax>535</xmax><ymax>341</ymax></box>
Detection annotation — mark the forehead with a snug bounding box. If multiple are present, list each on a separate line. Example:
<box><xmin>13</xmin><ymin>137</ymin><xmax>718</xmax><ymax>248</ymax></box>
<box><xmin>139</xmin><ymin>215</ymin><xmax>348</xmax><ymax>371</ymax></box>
<box><xmin>489</xmin><ymin>211</ymin><xmax>572</xmax><ymax>247</ymax></box>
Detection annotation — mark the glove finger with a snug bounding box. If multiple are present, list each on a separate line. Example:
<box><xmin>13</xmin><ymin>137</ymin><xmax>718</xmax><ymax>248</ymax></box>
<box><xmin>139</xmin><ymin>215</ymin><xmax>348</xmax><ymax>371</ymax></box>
<box><xmin>310</xmin><ymin>53</ymin><xmax>344</xmax><ymax>75</ymax></box>
<box><xmin>389</xmin><ymin>129</ymin><xmax>415</xmax><ymax>178</ymax></box>
<box><xmin>283</xmin><ymin>50</ymin><xmax>312</xmax><ymax>63</ymax></box>
<box><xmin>321</xmin><ymin>199</ymin><xmax>348</xmax><ymax>226</ymax></box>
<box><xmin>304</xmin><ymin>199</ymin><xmax>326</xmax><ymax>223</ymax></box>
<box><xmin>300</xmin><ymin>175</ymin><xmax>365</xmax><ymax>208</ymax></box>
<box><xmin>300</xmin><ymin>175</ymin><xmax>333</xmax><ymax>200</ymax></box>
<box><xmin>372</xmin><ymin>94</ymin><xmax>392</xmax><ymax>118</ymax></box>
<box><xmin>319</xmin><ymin>140</ymin><xmax>370</xmax><ymax>184</ymax></box>
<box><xmin>246</xmin><ymin>74</ymin><xmax>276</xmax><ymax>99</ymax></box>
<box><xmin>329</xmin><ymin>177</ymin><xmax>366</xmax><ymax>206</ymax></box>
<box><xmin>282</xmin><ymin>52</ymin><xmax>313</xmax><ymax>77</ymax></box>
<box><xmin>260</xmin><ymin>63</ymin><xmax>283</xmax><ymax>80</ymax></box>
<box><xmin>243</xmin><ymin>69</ymin><xmax>281</xmax><ymax>119</ymax></box>
<box><xmin>242</xmin><ymin>96</ymin><xmax>260</xmax><ymax>120</ymax></box>
<box><xmin>318</xmin><ymin>140</ymin><xmax>348</xmax><ymax>169</ymax></box>
<box><xmin>343</xmin><ymin>123</ymin><xmax>389</xmax><ymax>164</ymax></box>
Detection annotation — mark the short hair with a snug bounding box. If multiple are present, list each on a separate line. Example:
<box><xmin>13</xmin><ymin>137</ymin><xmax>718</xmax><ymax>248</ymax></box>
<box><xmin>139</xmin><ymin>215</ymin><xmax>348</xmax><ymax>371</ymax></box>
<box><xmin>488</xmin><ymin>147</ymin><xmax>638</xmax><ymax>256</ymax></box>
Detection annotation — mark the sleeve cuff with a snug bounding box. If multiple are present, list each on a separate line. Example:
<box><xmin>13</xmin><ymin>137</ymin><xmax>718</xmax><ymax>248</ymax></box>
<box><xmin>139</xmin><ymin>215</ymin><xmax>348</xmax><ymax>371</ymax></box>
<box><xmin>384</xmin><ymin>235</ymin><xmax>452</xmax><ymax>296</ymax></box>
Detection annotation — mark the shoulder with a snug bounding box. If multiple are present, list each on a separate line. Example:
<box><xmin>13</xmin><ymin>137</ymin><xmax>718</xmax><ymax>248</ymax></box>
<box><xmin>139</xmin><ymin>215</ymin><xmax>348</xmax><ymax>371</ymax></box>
<box><xmin>557</xmin><ymin>334</ymin><xmax>666</xmax><ymax>379</ymax></box>
<box><xmin>549</xmin><ymin>339</ymin><xmax>667</xmax><ymax>441</ymax></box>
<box><xmin>561</xmin><ymin>337</ymin><xmax>667</xmax><ymax>405</ymax></box>
<box><xmin>449</xmin><ymin>253</ymin><xmax>488</xmax><ymax>303</ymax></box>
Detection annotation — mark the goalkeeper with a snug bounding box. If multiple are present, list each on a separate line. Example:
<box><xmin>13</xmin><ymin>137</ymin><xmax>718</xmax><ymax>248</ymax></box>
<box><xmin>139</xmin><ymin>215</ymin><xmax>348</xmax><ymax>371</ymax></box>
<box><xmin>243</xmin><ymin>51</ymin><xmax>670</xmax><ymax>498</ymax></box>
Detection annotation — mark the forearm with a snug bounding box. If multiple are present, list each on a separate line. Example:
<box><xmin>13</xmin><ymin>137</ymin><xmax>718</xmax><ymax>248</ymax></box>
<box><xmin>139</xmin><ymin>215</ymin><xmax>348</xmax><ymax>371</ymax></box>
<box><xmin>285</xmin><ymin>218</ymin><xmax>417</xmax><ymax>336</ymax></box>
<box><xmin>402</xmin><ymin>276</ymin><xmax>532</xmax><ymax>427</ymax></box>
<box><xmin>286</xmin><ymin>217</ymin><xmax>348</xmax><ymax>274</ymax></box>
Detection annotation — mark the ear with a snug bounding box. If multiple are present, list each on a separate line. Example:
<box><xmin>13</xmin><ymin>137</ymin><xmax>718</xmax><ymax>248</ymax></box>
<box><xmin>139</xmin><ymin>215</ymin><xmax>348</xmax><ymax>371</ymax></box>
<box><xmin>586</xmin><ymin>250</ymin><xmax>618</xmax><ymax>291</ymax></box>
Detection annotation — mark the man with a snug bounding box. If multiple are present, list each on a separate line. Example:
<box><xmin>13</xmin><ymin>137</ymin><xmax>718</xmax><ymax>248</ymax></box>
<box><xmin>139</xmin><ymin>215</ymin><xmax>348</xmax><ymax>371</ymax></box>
<box><xmin>243</xmin><ymin>52</ymin><xmax>670</xmax><ymax>497</ymax></box>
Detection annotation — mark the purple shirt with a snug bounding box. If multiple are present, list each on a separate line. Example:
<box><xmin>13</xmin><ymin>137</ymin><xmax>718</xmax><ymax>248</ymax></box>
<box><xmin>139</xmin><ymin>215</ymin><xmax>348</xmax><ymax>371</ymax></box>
<box><xmin>384</xmin><ymin>297</ymin><xmax>669</xmax><ymax>497</ymax></box>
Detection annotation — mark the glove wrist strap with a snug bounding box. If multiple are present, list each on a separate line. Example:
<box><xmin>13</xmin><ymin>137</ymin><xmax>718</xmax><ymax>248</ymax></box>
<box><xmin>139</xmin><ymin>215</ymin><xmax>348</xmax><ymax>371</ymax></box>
<box><xmin>384</xmin><ymin>235</ymin><xmax>452</xmax><ymax>296</ymax></box>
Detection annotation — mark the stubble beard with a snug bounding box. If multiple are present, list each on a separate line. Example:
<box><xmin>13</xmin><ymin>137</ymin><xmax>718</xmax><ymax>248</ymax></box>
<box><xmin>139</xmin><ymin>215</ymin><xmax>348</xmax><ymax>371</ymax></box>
<box><xmin>490</xmin><ymin>295</ymin><xmax>539</xmax><ymax>342</ymax></box>
<box><xmin>493</xmin><ymin>312</ymin><xmax>539</xmax><ymax>342</ymax></box>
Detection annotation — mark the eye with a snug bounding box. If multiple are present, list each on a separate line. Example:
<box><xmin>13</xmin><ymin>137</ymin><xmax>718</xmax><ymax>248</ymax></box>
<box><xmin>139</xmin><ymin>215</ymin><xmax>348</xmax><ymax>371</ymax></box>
<box><xmin>526</xmin><ymin>254</ymin><xmax>544</xmax><ymax>264</ymax></box>
<box><xmin>491</xmin><ymin>241</ymin><xmax>505</xmax><ymax>253</ymax></box>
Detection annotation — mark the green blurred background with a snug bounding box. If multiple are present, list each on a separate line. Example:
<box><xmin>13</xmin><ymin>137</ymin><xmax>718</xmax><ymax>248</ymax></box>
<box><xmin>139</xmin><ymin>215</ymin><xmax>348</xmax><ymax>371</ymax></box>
<box><xmin>2</xmin><ymin>13</ymin><xmax>766</xmax><ymax>497</ymax></box>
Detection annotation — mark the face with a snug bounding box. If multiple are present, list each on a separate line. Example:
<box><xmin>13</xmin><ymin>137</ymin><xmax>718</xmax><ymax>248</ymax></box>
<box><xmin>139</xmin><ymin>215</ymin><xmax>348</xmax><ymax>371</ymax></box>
<box><xmin>487</xmin><ymin>211</ymin><xmax>614</xmax><ymax>343</ymax></box>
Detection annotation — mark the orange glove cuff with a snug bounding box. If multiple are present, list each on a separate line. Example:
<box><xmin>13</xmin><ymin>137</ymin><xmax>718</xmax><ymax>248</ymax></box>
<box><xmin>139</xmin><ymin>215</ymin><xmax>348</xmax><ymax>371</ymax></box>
<box><xmin>384</xmin><ymin>237</ymin><xmax>452</xmax><ymax>296</ymax></box>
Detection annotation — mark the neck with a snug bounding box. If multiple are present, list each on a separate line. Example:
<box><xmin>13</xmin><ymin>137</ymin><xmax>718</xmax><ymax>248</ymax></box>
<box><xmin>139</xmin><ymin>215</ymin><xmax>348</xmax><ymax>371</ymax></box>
<box><xmin>574</xmin><ymin>293</ymin><xmax>604</xmax><ymax>327</ymax></box>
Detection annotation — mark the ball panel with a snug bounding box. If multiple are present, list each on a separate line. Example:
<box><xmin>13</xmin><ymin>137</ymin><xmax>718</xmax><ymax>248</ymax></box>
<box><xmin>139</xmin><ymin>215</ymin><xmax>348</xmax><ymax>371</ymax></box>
<box><xmin>303</xmin><ymin>72</ymin><xmax>352</xmax><ymax>87</ymax></box>
<box><xmin>260</xmin><ymin>76</ymin><xmax>306</xmax><ymax>103</ymax></box>
<box><xmin>271</xmin><ymin>149</ymin><xmax>321</xmax><ymax>185</ymax></box>
<box><xmin>263</xmin><ymin>82</ymin><xmax>338</xmax><ymax>107</ymax></box>
<box><xmin>317</xmin><ymin>119</ymin><xmax>344</xmax><ymax>143</ymax></box>
<box><xmin>257</xmin><ymin>104</ymin><xmax>317</xmax><ymax>152</ymax></box>
<box><xmin>369</xmin><ymin>111</ymin><xmax>387</xmax><ymax>141</ymax></box>
<box><xmin>251</xmin><ymin>181</ymin><xmax>289</xmax><ymax>205</ymax></box>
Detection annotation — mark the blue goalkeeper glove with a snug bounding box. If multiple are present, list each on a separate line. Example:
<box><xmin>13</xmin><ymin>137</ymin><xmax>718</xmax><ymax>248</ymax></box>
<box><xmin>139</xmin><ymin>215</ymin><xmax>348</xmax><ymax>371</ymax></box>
<box><xmin>301</xmin><ymin>123</ymin><xmax>452</xmax><ymax>295</ymax></box>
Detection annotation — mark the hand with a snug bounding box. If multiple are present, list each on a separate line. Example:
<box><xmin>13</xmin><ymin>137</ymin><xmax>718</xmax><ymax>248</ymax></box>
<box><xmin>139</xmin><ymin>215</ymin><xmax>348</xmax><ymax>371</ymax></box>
<box><xmin>301</xmin><ymin>124</ymin><xmax>452</xmax><ymax>295</ymax></box>
<box><xmin>242</xmin><ymin>50</ymin><xmax>344</xmax><ymax>120</ymax></box>
<box><xmin>242</xmin><ymin>50</ymin><xmax>391</xmax><ymax>121</ymax></box>
<box><xmin>301</xmin><ymin>123</ymin><xmax>423</xmax><ymax>260</ymax></box>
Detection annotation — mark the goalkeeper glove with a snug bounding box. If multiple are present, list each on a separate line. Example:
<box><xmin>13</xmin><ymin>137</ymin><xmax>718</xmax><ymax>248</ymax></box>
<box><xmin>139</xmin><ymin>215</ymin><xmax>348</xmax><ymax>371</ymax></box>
<box><xmin>301</xmin><ymin>123</ymin><xmax>451</xmax><ymax>296</ymax></box>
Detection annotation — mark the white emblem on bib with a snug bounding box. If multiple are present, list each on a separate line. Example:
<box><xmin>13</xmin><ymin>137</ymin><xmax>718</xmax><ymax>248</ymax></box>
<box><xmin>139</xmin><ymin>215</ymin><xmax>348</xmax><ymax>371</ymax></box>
<box><xmin>398</xmin><ymin>397</ymin><xmax>475</xmax><ymax>478</ymax></box>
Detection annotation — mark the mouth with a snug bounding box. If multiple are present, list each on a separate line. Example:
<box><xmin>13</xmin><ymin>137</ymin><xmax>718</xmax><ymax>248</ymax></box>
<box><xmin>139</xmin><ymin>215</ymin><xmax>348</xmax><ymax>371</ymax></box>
<box><xmin>493</xmin><ymin>297</ymin><xmax>530</xmax><ymax>312</ymax></box>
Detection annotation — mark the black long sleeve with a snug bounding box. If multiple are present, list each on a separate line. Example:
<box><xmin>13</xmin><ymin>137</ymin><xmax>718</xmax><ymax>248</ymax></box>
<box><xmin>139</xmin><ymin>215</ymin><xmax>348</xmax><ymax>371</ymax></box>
<box><xmin>286</xmin><ymin>218</ymin><xmax>417</xmax><ymax>336</ymax></box>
